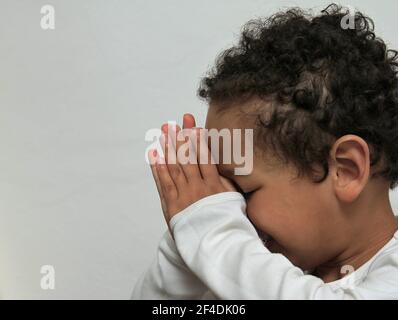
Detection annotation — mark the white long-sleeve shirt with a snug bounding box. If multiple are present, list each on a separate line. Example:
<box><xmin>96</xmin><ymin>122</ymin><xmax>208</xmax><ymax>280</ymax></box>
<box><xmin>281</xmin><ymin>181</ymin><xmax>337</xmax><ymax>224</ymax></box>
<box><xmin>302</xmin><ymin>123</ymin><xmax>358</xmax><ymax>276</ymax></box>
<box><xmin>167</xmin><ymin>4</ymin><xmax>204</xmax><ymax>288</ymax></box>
<box><xmin>132</xmin><ymin>192</ymin><xmax>398</xmax><ymax>299</ymax></box>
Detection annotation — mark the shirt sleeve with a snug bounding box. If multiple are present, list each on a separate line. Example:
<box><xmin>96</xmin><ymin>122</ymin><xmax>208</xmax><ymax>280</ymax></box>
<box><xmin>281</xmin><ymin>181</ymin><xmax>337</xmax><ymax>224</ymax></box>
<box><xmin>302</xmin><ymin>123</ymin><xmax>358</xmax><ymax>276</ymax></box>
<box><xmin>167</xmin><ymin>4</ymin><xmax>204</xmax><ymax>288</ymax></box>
<box><xmin>131</xmin><ymin>229</ymin><xmax>209</xmax><ymax>299</ymax></box>
<box><xmin>169</xmin><ymin>191</ymin><xmax>398</xmax><ymax>300</ymax></box>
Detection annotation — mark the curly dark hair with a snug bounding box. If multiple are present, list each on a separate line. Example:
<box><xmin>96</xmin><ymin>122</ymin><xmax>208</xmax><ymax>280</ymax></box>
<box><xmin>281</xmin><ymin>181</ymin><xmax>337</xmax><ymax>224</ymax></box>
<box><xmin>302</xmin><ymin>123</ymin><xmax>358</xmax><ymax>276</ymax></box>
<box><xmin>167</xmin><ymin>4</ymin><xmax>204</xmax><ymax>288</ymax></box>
<box><xmin>197</xmin><ymin>3</ymin><xmax>398</xmax><ymax>189</ymax></box>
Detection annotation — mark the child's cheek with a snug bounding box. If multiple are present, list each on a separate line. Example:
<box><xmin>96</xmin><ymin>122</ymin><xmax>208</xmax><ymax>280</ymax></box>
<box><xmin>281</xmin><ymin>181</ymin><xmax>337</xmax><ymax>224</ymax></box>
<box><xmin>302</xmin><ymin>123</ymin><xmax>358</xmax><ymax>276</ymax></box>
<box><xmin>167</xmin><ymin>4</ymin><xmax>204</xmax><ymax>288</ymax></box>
<box><xmin>246</xmin><ymin>192</ymin><xmax>292</xmax><ymax>245</ymax></box>
<box><xmin>245</xmin><ymin>194</ymin><xmax>274</xmax><ymax>234</ymax></box>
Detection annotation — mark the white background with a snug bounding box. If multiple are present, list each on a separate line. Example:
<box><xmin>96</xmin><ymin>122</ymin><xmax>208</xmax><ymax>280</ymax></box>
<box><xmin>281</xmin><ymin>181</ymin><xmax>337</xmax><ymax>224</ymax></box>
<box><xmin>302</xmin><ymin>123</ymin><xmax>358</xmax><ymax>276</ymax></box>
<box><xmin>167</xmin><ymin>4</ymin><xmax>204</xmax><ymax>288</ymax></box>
<box><xmin>1</xmin><ymin>0</ymin><xmax>398</xmax><ymax>299</ymax></box>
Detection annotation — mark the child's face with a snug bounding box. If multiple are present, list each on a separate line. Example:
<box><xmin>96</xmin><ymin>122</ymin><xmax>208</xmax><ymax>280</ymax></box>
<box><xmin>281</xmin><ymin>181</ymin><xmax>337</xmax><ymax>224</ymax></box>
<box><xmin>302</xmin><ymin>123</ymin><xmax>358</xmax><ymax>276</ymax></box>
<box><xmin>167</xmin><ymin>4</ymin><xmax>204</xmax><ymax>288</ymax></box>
<box><xmin>205</xmin><ymin>103</ymin><xmax>349</xmax><ymax>271</ymax></box>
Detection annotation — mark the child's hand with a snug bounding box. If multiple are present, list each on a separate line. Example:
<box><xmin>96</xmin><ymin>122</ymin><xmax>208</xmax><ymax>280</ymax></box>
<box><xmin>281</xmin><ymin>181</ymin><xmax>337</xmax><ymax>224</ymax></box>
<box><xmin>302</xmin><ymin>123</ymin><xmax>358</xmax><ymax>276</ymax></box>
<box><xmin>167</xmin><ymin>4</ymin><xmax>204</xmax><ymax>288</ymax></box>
<box><xmin>148</xmin><ymin>117</ymin><xmax>236</xmax><ymax>228</ymax></box>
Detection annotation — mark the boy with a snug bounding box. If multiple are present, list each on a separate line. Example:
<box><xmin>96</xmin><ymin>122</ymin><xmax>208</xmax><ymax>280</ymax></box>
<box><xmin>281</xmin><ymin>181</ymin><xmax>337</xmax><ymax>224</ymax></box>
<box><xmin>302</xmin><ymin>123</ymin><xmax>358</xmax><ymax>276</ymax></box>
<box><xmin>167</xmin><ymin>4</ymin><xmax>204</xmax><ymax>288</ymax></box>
<box><xmin>133</xmin><ymin>4</ymin><xmax>398</xmax><ymax>299</ymax></box>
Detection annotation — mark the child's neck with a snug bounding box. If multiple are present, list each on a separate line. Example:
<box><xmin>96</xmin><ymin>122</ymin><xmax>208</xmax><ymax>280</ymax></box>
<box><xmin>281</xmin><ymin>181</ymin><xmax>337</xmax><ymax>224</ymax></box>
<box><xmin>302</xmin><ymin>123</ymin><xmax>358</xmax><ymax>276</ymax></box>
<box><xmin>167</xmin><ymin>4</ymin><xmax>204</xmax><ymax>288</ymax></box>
<box><xmin>315</xmin><ymin>186</ymin><xmax>398</xmax><ymax>283</ymax></box>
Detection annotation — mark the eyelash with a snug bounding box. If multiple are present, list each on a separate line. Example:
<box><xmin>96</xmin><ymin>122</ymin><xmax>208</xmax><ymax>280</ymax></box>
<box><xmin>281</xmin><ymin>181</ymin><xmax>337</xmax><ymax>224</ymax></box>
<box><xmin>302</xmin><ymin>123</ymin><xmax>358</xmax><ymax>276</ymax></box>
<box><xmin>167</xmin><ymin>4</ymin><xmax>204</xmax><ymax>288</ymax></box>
<box><xmin>231</xmin><ymin>181</ymin><xmax>255</xmax><ymax>200</ymax></box>
<box><xmin>243</xmin><ymin>191</ymin><xmax>254</xmax><ymax>200</ymax></box>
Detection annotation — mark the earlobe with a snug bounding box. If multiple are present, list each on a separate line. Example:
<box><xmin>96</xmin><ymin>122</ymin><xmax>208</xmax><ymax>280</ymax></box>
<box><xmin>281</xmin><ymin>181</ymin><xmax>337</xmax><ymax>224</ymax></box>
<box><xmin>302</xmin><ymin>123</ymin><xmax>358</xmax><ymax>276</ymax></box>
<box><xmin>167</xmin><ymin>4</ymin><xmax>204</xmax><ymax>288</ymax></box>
<box><xmin>330</xmin><ymin>135</ymin><xmax>370</xmax><ymax>203</ymax></box>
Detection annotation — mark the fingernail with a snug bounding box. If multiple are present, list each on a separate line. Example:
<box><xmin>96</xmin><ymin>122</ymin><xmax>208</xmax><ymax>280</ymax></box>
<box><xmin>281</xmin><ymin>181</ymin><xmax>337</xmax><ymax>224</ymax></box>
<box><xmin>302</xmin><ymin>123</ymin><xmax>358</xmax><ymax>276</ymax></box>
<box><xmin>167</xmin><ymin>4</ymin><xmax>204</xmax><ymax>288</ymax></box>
<box><xmin>153</xmin><ymin>149</ymin><xmax>157</xmax><ymax>157</ymax></box>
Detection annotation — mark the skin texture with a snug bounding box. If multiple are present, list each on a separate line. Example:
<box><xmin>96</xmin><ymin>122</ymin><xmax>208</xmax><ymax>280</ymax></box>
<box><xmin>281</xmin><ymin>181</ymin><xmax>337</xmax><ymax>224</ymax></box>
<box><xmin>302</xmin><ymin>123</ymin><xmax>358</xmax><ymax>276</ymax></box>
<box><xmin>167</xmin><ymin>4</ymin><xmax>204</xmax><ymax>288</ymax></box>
<box><xmin>149</xmin><ymin>110</ymin><xmax>398</xmax><ymax>283</ymax></box>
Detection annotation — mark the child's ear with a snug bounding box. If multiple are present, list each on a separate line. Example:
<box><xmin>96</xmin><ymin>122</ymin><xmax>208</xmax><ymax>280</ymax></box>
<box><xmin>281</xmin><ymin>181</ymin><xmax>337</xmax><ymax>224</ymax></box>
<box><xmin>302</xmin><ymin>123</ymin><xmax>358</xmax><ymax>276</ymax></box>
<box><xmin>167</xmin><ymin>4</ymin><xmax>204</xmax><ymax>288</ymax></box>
<box><xmin>329</xmin><ymin>135</ymin><xmax>370</xmax><ymax>203</ymax></box>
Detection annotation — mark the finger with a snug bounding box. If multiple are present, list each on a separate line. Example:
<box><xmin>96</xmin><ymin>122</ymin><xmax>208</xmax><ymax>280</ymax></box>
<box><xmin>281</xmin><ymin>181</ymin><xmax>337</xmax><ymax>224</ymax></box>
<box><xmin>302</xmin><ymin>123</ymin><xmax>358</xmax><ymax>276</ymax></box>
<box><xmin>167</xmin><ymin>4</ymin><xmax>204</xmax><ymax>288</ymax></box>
<box><xmin>157</xmin><ymin>156</ymin><xmax>178</xmax><ymax>201</ymax></box>
<box><xmin>160</xmin><ymin>124</ymin><xmax>171</xmax><ymax>164</ymax></box>
<box><xmin>164</xmin><ymin>126</ymin><xmax>188</xmax><ymax>189</ymax></box>
<box><xmin>176</xmin><ymin>128</ymin><xmax>202</xmax><ymax>182</ymax></box>
<box><xmin>148</xmin><ymin>149</ymin><xmax>167</xmax><ymax>212</ymax></box>
<box><xmin>195</xmin><ymin>128</ymin><xmax>220</xmax><ymax>182</ymax></box>
<box><xmin>161</xmin><ymin>123</ymin><xmax>169</xmax><ymax>134</ymax></box>
<box><xmin>183</xmin><ymin>113</ymin><xmax>196</xmax><ymax>129</ymax></box>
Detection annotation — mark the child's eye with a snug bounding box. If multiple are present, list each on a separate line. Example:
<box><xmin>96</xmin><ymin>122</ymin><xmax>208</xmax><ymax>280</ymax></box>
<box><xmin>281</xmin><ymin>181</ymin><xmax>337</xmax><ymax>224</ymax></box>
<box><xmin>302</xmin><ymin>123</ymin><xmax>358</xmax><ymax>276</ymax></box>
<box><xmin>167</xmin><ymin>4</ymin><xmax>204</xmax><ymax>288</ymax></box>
<box><xmin>229</xmin><ymin>180</ymin><xmax>255</xmax><ymax>200</ymax></box>
<box><xmin>231</xmin><ymin>180</ymin><xmax>243</xmax><ymax>193</ymax></box>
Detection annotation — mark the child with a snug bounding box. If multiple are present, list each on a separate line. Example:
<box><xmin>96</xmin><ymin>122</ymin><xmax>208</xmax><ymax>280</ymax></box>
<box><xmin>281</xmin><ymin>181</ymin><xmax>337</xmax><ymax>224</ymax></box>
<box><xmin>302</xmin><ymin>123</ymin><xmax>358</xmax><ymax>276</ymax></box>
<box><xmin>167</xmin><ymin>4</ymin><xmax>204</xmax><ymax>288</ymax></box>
<box><xmin>133</xmin><ymin>4</ymin><xmax>398</xmax><ymax>299</ymax></box>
